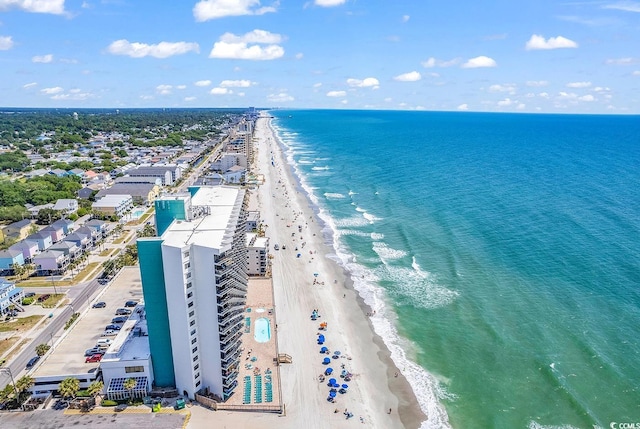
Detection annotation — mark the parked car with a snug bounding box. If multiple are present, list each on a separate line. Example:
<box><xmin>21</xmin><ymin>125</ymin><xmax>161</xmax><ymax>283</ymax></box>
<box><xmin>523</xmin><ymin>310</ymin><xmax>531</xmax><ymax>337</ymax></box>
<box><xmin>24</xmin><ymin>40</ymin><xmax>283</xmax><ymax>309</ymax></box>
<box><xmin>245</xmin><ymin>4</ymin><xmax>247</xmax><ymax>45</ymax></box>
<box><xmin>102</xmin><ymin>330</ymin><xmax>117</xmax><ymax>336</ymax></box>
<box><xmin>92</xmin><ymin>302</ymin><xmax>106</xmax><ymax>308</ymax></box>
<box><xmin>96</xmin><ymin>338</ymin><xmax>112</xmax><ymax>346</ymax></box>
<box><xmin>114</xmin><ymin>403</ymin><xmax>128</xmax><ymax>412</ymax></box>
<box><xmin>105</xmin><ymin>324</ymin><xmax>122</xmax><ymax>331</ymax></box>
<box><xmin>115</xmin><ymin>308</ymin><xmax>132</xmax><ymax>315</ymax></box>
<box><xmin>98</xmin><ymin>279</ymin><xmax>109</xmax><ymax>285</ymax></box>
<box><xmin>124</xmin><ymin>301</ymin><xmax>138</xmax><ymax>308</ymax></box>
<box><xmin>37</xmin><ymin>294</ymin><xmax>50</xmax><ymax>302</ymax></box>
<box><xmin>26</xmin><ymin>355</ymin><xmax>40</xmax><ymax>369</ymax></box>
<box><xmin>85</xmin><ymin>354</ymin><xmax>103</xmax><ymax>363</ymax></box>
<box><xmin>111</xmin><ymin>316</ymin><xmax>128</xmax><ymax>324</ymax></box>
<box><xmin>24</xmin><ymin>292</ymin><xmax>36</xmax><ymax>298</ymax></box>
<box><xmin>85</xmin><ymin>347</ymin><xmax>106</xmax><ymax>357</ymax></box>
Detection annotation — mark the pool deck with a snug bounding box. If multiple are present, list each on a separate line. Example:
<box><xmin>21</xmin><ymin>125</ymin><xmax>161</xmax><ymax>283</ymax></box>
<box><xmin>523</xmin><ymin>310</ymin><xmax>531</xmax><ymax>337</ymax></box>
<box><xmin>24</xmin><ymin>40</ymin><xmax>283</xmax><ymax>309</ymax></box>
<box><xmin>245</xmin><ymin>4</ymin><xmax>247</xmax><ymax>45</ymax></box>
<box><xmin>225</xmin><ymin>277</ymin><xmax>281</xmax><ymax>409</ymax></box>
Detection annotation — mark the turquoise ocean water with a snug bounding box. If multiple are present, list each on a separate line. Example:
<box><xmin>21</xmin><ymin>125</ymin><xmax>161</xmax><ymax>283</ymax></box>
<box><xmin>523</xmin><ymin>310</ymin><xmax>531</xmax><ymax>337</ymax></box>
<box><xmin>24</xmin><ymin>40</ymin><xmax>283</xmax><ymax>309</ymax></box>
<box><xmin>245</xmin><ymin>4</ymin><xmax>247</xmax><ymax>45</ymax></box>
<box><xmin>269</xmin><ymin>110</ymin><xmax>640</xmax><ymax>429</ymax></box>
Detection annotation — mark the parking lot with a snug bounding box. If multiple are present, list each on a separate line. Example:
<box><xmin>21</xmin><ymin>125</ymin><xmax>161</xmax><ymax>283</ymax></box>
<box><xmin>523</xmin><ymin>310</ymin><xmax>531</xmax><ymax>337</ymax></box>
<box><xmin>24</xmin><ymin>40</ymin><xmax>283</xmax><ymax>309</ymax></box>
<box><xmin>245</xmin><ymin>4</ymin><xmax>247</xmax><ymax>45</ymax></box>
<box><xmin>33</xmin><ymin>267</ymin><xmax>144</xmax><ymax>377</ymax></box>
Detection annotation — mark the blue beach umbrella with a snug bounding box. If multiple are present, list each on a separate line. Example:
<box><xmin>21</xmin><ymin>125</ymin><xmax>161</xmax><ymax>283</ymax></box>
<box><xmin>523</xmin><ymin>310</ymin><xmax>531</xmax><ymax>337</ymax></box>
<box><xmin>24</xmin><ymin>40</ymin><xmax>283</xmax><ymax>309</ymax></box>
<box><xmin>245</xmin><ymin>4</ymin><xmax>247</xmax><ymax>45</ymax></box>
<box><xmin>329</xmin><ymin>391</ymin><xmax>337</xmax><ymax>398</ymax></box>
<box><xmin>323</xmin><ymin>357</ymin><xmax>331</xmax><ymax>365</ymax></box>
<box><xmin>320</xmin><ymin>346</ymin><xmax>328</xmax><ymax>353</ymax></box>
<box><xmin>325</xmin><ymin>367</ymin><xmax>333</xmax><ymax>375</ymax></box>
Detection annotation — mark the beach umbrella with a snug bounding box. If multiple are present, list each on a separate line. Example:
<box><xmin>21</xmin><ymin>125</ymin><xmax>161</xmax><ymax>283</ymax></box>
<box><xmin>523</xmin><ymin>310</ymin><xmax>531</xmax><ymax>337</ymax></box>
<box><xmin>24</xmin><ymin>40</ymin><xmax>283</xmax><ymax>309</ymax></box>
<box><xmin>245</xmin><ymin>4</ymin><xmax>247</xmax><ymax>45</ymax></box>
<box><xmin>323</xmin><ymin>357</ymin><xmax>331</xmax><ymax>365</ymax></box>
<box><xmin>318</xmin><ymin>334</ymin><xmax>325</xmax><ymax>341</ymax></box>
<box><xmin>320</xmin><ymin>346</ymin><xmax>328</xmax><ymax>353</ymax></box>
<box><xmin>334</xmin><ymin>351</ymin><xmax>341</xmax><ymax>356</ymax></box>
<box><xmin>325</xmin><ymin>367</ymin><xmax>333</xmax><ymax>375</ymax></box>
<box><xmin>342</xmin><ymin>384</ymin><xmax>349</xmax><ymax>389</ymax></box>
<box><xmin>314</xmin><ymin>272</ymin><xmax>318</xmax><ymax>277</ymax></box>
<box><xmin>329</xmin><ymin>391</ymin><xmax>337</xmax><ymax>398</ymax></box>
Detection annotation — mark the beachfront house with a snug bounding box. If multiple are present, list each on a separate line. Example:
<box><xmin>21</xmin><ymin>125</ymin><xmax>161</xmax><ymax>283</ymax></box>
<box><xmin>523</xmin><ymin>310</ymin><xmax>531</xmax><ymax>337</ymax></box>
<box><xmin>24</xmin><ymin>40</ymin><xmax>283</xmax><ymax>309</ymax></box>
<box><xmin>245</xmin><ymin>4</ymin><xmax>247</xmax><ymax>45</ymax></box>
<box><xmin>0</xmin><ymin>249</ymin><xmax>25</xmax><ymax>273</ymax></box>
<box><xmin>33</xmin><ymin>250</ymin><xmax>69</xmax><ymax>275</ymax></box>
<box><xmin>53</xmin><ymin>199</ymin><xmax>79</xmax><ymax>214</ymax></box>
<box><xmin>9</xmin><ymin>240</ymin><xmax>40</xmax><ymax>262</ymax></box>
<box><xmin>26</xmin><ymin>231</ymin><xmax>53</xmax><ymax>251</ymax></box>
<box><xmin>0</xmin><ymin>278</ymin><xmax>24</xmax><ymax>316</ymax></box>
<box><xmin>40</xmin><ymin>225</ymin><xmax>65</xmax><ymax>243</ymax></box>
<box><xmin>52</xmin><ymin>218</ymin><xmax>75</xmax><ymax>236</ymax></box>
<box><xmin>246</xmin><ymin>233</ymin><xmax>269</xmax><ymax>276</ymax></box>
<box><xmin>48</xmin><ymin>241</ymin><xmax>81</xmax><ymax>261</ymax></box>
<box><xmin>92</xmin><ymin>195</ymin><xmax>134</xmax><ymax>218</ymax></box>
<box><xmin>2</xmin><ymin>219</ymin><xmax>34</xmax><ymax>241</ymax></box>
<box><xmin>84</xmin><ymin>219</ymin><xmax>110</xmax><ymax>238</ymax></box>
<box><xmin>63</xmin><ymin>231</ymin><xmax>91</xmax><ymax>250</ymax></box>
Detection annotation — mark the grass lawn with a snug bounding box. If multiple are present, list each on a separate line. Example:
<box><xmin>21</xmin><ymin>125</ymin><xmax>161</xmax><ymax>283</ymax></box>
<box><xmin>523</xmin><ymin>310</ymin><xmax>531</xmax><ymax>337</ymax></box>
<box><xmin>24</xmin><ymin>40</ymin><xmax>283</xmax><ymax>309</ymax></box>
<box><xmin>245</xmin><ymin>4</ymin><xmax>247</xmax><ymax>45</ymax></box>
<box><xmin>0</xmin><ymin>315</ymin><xmax>43</xmax><ymax>333</ymax></box>
<box><xmin>74</xmin><ymin>262</ymin><xmax>100</xmax><ymax>283</ymax></box>
<box><xmin>17</xmin><ymin>279</ymin><xmax>73</xmax><ymax>287</ymax></box>
<box><xmin>112</xmin><ymin>232</ymin><xmax>130</xmax><ymax>245</ymax></box>
<box><xmin>41</xmin><ymin>294</ymin><xmax>65</xmax><ymax>308</ymax></box>
<box><xmin>99</xmin><ymin>248</ymin><xmax>116</xmax><ymax>257</ymax></box>
<box><xmin>0</xmin><ymin>337</ymin><xmax>19</xmax><ymax>357</ymax></box>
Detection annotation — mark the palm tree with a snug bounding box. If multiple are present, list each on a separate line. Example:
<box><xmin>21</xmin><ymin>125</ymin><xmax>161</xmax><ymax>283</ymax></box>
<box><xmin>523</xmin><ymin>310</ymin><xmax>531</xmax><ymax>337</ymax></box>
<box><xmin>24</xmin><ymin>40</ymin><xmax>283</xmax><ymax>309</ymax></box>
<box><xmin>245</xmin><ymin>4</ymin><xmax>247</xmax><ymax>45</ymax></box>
<box><xmin>36</xmin><ymin>343</ymin><xmax>51</xmax><ymax>356</ymax></box>
<box><xmin>87</xmin><ymin>381</ymin><xmax>104</xmax><ymax>402</ymax></box>
<box><xmin>58</xmin><ymin>377</ymin><xmax>80</xmax><ymax>401</ymax></box>
<box><xmin>0</xmin><ymin>383</ymin><xmax>16</xmax><ymax>406</ymax></box>
<box><xmin>15</xmin><ymin>375</ymin><xmax>34</xmax><ymax>402</ymax></box>
<box><xmin>123</xmin><ymin>378</ymin><xmax>136</xmax><ymax>404</ymax></box>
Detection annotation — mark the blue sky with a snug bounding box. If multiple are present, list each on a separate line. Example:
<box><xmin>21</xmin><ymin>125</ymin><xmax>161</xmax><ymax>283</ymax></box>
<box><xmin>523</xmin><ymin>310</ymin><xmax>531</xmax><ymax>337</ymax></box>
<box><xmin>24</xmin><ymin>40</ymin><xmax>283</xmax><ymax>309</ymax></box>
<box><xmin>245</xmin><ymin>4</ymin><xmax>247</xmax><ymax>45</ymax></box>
<box><xmin>1</xmin><ymin>0</ymin><xmax>639</xmax><ymax>113</ymax></box>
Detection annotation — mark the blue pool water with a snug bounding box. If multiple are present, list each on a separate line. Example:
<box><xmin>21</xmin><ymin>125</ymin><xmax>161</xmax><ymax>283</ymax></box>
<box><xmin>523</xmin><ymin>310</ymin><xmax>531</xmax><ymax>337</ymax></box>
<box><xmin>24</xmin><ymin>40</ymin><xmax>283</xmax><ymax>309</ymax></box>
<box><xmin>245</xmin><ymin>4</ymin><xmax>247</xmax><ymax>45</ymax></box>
<box><xmin>254</xmin><ymin>318</ymin><xmax>271</xmax><ymax>343</ymax></box>
<box><xmin>132</xmin><ymin>208</ymin><xmax>145</xmax><ymax>218</ymax></box>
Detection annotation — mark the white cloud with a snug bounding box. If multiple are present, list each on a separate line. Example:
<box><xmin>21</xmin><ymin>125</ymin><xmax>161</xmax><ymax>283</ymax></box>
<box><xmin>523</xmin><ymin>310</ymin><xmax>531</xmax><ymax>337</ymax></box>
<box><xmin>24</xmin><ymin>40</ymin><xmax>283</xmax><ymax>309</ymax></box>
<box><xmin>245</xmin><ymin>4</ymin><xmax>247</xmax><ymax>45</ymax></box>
<box><xmin>384</xmin><ymin>97</ymin><xmax>392</xmax><ymax>102</ymax></box>
<box><xmin>402</xmin><ymin>15</ymin><xmax>410</xmax><ymax>22</ymax></box>
<box><xmin>593</xmin><ymin>86</ymin><xmax>610</xmax><ymax>92</ymax></box>
<box><xmin>156</xmin><ymin>84</ymin><xmax>172</xmax><ymax>95</ymax></box>
<box><xmin>0</xmin><ymin>35</ymin><xmax>13</xmax><ymax>50</ymax></box>
<box><xmin>185</xmin><ymin>96</ymin><xmax>197</xmax><ymax>102</ymax></box>
<box><xmin>393</xmin><ymin>71</ymin><xmax>421</xmax><ymax>81</ymax></box>
<box><xmin>457</xmin><ymin>103</ymin><xmax>469</xmax><ymax>111</ymax></box>
<box><xmin>176</xmin><ymin>85</ymin><xmax>187</xmax><ymax>90</ymax></box>
<box><xmin>220</xmin><ymin>79</ymin><xmax>254</xmax><ymax>87</ymax></box>
<box><xmin>517</xmin><ymin>103</ymin><xmax>526</xmax><ymax>110</ymax></box>
<box><xmin>140</xmin><ymin>95</ymin><xmax>154</xmax><ymax>100</ymax></box>
<box><xmin>566</xmin><ymin>81</ymin><xmax>591</xmax><ymax>88</ymax></box>
<box><xmin>41</xmin><ymin>86</ymin><xmax>64</xmax><ymax>95</ymax></box>
<box><xmin>539</xmin><ymin>92</ymin><xmax>550</xmax><ymax>98</ymax></box>
<box><xmin>195</xmin><ymin>80</ymin><xmax>212</xmax><ymax>87</ymax></box>
<box><xmin>210</xmin><ymin>87</ymin><xmax>232</xmax><ymax>95</ymax></box>
<box><xmin>488</xmin><ymin>83</ymin><xmax>517</xmax><ymax>93</ymax></box>
<box><xmin>0</xmin><ymin>0</ymin><xmax>65</xmax><ymax>14</ymax></box>
<box><xmin>526</xmin><ymin>80</ymin><xmax>549</xmax><ymax>87</ymax></box>
<box><xmin>209</xmin><ymin>30</ymin><xmax>284</xmax><ymax>60</ymax></box>
<box><xmin>295</xmin><ymin>52</ymin><xmax>303</xmax><ymax>59</ymax></box>
<box><xmin>326</xmin><ymin>90</ymin><xmax>346</xmax><ymax>97</ymax></box>
<box><xmin>23</xmin><ymin>82</ymin><xmax>37</xmax><ymax>88</ymax></box>
<box><xmin>579</xmin><ymin>94</ymin><xmax>596</xmax><ymax>101</ymax></box>
<box><xmin>237</xmin><ymin>92</ymin><xmax>245</xmax><ymax>97</ymax></box>
<box><xmin>267</xmin><ymin>92</ymin><xmax>294</xmax><ymax>102</ymax></box>
<box><xmin>346</xmin><ymin>77</ymin><xmax>379</xmax><ymax>88</ymax></box>
<box><xmin>602</xmin><ymin>1</ymin><xmax>640</xmax><ymax>12</ymax></box>
<box><xmin>462</xmin><ymin>56</ymin><xmax>497</xmax><ymax>68</ymax></box>
<box><xmin>220</xmin><ymin>29</ymin><xmax>283</xmax><ymax>44</ymax></box>
<box><xmin>525</xmin><ymin>34</ymin><xmax>578</xmax><ymax>50</ymax></box>
<box><xmin>340</xmin><ymin>99</ymin><xmax>348</xmax><ymax>104</ymax></box>
<box><xmin>193</xmin><ymin>0</ymin><xmax>276</xmax><ymax>21</ymax></box>
<box><xmin>313</xmin><ymin>83</ymin><xmax>322</xmax><ymax>88</ymax></box>
<box><xmin>497</xmin><ymin>98</ymin><xmax>514</xmax><ymax>106</ymax></box>
<box><xmin>633</xmin><ymin>70</ymin><xmax>640</xmax><ymax>76</ymax></box>
<box><xmin>107</xmin><ymin>40</ymin><xmax>199</xmax><ymax>58</ymax></box>
<box><xmin>605</xmin><ymin>57</ymin><xmax>636</xmax><ymax>65</ymax></box>
<box><xmin>315</xmin><ymin>0</ymin><xmax>346</xmax><ymax>7</ymax></box>
<box><xmin>32</xmin><ymin>54</ymin><xmax>53</xmax><ymax>63</ymax></box>
<box><xmin>421</xmin><ymin>57</ymin><xmax>460</xmax><ymax>68</ymax></box>
<box><xmin>59</xmin><ymin>58</ymin><xmax>78</xmax><ymax>64</ymax></box>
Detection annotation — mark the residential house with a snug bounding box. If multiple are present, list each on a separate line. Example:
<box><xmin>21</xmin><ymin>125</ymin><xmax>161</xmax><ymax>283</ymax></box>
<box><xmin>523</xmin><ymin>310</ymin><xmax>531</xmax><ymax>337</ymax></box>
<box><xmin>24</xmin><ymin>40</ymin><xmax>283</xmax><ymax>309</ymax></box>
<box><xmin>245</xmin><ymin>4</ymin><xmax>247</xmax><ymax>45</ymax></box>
<box><xmin>92</xmin><ymin>195</ymin><xmax>134</xmax><ymax>218</ymax></box>
<box><xmin>222</xmin><ymin>165</ymin><xmax>245</xmax><ymax>184</ymax></box>
<box><xmin>246</xmin><ymin>211</ymin><xmax>260</xmax><ymax>232</ymax></box>
<box><xmin>50</xmin><ymin>168</ymin><xmax>67</xmax><ymax>177</ymax></box>
<box><xmin>114</xmin><ymin>176</ymin><xmax>162</xmax><ymax>186</ymax></box>
<box><xmin>9</xmin><ymin>240</ymin><xmax>40</xmax><ymax>262</ymax></box>
<box><xmin>125</xmin><ymin>167</ymin><xmax>173</xmax><ymax>186</ymax></box>
<box><xmin>0</xmin><ymin>249</ymin><xmax>25</xmax><ymax>272</ymax></box>
<box><xmin>48</xmin><ymin>241</ymin><xmax>81</xmax><ymax>261</ymax></box>
<box><xmin>52</xmin><ymin>218</ymin><xmax>74</xmax><ymax>235</ymax></box>
<box><xmin>95</xmin><ymin>183</ymin><xmax>160</xmax><ymax>206</ymax></box>
<box><xmin>53</xmin><ymin>199</ymin><xmax>79</xmax><ymax>214</ymax></box>
<box><xmin>27</xmin><ymin>203</ymin><xmax>54</xmax><ymax>218</ymax></box>
<box><xmin>68</xmin><ymin>168</ymin><xmax>85</xmax><ymax>178</ymax></box>
<box><xmin>84</xmin><ymin>219</ymin><xmax>110</xmax><ymax>238</ymax></box>
<box><xmin>77</xmin><ymin>187</ymin><xmax>96</xmax><ymax>200</ymax></box>
<box><xmin>24</xmin><ymin>168</ymin><xmax>49</xmax><ymax>179</ymax></box>
<box><xmin>75</xmin><ymin>226</ymin><xmax>98</xmax><ymax>246</ymax></box>
<box><xmin>0</xmin><ymin>278</ymin><xmax>24</xmax><ymax>316</ymax></box>
<box><xmin>63</xmin><ymin>231</ymin><xmax>91</xmax><ymax>250</ymax></box>
<box><xmin>33</xmin><ymin>250</ymin><xmax>68</xmax><ymax>275</ymax></box>
<box><xmin>2</xmin><ymin>219</ymin><xmax>34</xmax><ymax>241</ymax></box>
<box><xmin>26</xmin><ymin>231</ymin><xmax>53</xmax><ymax>251</ymax></box>
<box><xmin>40</xmin><ymin>225</ymin><xmax>65</xmax><ymax>243</ymax></box>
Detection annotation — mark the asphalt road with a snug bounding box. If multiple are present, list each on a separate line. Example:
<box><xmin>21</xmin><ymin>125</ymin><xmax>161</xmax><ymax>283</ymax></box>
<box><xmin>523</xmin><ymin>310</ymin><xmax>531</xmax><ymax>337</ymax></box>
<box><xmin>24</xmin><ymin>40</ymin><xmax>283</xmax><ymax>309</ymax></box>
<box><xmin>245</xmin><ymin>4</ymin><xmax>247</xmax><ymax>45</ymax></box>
<box><xmin>0</xmin><ymin>410</ymin><xmax>186</xmax><ymax>428</ymax></box>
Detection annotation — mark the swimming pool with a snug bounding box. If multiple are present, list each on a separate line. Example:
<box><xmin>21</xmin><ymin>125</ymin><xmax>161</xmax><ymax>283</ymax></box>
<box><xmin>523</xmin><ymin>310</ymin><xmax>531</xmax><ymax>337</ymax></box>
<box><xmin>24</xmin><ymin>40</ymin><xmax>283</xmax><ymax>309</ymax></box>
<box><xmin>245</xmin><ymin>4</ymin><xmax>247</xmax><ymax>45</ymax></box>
<box><xmin>132</xmin><ymin>208</ymin><xmax>145</xmax><ymax>218</ymax></box>
<box><xmin>254</xmin><ymin>318</ymin><xmax>271</xmax><ymax>343</ymax></box>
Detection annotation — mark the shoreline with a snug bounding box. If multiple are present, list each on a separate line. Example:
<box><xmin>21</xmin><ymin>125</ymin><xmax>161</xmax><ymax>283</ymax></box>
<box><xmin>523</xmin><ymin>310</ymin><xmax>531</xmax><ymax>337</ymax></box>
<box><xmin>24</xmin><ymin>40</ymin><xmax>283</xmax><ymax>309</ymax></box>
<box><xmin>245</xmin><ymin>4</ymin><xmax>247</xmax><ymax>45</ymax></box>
<box><xmin>261</xmin><ymin>113</ymin><xmax>427</xmax><ymax>428</ymax></box>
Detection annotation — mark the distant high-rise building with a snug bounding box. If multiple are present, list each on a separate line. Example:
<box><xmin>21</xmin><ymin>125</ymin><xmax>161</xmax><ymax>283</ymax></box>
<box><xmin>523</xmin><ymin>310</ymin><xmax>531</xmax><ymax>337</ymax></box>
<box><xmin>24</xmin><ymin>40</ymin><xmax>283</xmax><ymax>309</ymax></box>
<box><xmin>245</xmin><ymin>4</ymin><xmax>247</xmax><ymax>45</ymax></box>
<box><xmin>138</xmin><ymin>186</ymin><xmax>248</xmax><ymax>400</ymax></box>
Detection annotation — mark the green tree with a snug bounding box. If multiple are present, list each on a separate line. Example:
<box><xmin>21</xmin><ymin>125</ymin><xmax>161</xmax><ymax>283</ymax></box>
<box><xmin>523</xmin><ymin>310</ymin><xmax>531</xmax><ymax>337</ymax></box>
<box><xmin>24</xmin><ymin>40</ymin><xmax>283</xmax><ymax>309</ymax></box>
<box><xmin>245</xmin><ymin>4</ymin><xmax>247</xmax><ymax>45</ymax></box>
<box><xmin>58</xmin><ymin>377</ymin><xmax>80</xmax><ymax>401</ymax></box>
<box><xmin>0</xmin><ymin>383</ymin><xmax>16</xmax><ymax>406</ymax></box>
<box><xmin>36</xmin><ymin>343</ymin><xmax>51</xmax><ymax>356</ymax></box>
<box><xmin>123</xmin><ymin>377</ymin><xmax>136</xmax><ymax>403</ymax></box>
<box><xmin>87</xmin><ymin>380</ymin><xmax>104</xmax><ymax>401</ymax></box>
<box><xmin>15</xmin><ymin>375</ymin><xmax>34</xmax><ymax>402</ymax></box>
<box><xmin>36</xmin><ymin>208</ymin><xmax>62</xmax><ymax>225</ymax></box>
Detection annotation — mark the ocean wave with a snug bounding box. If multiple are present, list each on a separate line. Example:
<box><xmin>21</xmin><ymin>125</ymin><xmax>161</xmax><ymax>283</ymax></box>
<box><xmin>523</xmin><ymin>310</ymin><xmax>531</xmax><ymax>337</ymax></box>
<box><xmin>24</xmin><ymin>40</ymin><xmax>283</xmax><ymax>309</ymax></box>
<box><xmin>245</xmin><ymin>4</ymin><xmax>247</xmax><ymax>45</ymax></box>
<box><xmin>363</xmin><ymin>211</ymin><xmax>382</xmax><ymax>224</ymax></box>
<box><xmin>528</xmin><ymin>423</ymin><xmax>583</xmax><ymax>429</ymax></box>
<box><xmin>370</xmin><ymin>232</ymin><xmax>384</xmax><ymax>240</ymax></box>
<box><xmin>298</xmin><ymin>158</ymin><xmax>315</xmax><ymax>165</ymax></box>
<box><xmin>336</xmin><ymin>229</ymin><xmax>371</xmax><ymax>237</ymax></box>
<box><xmin>311</xmin><ymin>166</ymin><xmax>330</xmax><ymax>171</ymax></box>
<box><xmin>372</xmin><ymin>242</ymin><xmax>408</xmax><ymax>260</ymax></box>
<box><xmin>268</xmin><ymin>115</ymin><xmax>452</xmax><ymax>429</ymax></box>
<box><xmin>324</xmin><ymin>192</ymin><xmax>346</xmax><ymax>199</ymax></box>
<box><xmin>332</xmin><ymin>215</ymin><xmax>370</xmax><ymax>228</ymax></box>
<box><xmin>378</xmin><ymin>264</ymin><xmax>458</xmax><ymax>309</ymax></box>
<box><xmin>348</xmin><ymin>190</ymin><xmax>357</xmax><ymax>196</ymax></box>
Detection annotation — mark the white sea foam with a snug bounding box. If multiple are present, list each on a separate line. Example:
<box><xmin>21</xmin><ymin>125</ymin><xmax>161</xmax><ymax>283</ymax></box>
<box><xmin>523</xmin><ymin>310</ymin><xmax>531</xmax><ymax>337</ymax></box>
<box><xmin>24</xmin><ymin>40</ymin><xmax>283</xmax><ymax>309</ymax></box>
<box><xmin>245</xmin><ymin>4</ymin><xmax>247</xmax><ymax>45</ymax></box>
<box><xmin>348</xmin><ymin>190</ymin><xmax>357</xmax><ymax>196</ymax></box>
<box><xmin>298</xmin><ymin>158</ymin><xmax>315</xmax><ymax>165</ymax></box>
<box><xmin>378</xmin><ymin>264</ymin><xmax>458</xmax><ymax>309</ymax></box>
<box><xmin>311</xmin><ymin>166</ymin><xmax>330</xmax><ymax>171</ymax></box>
<box><xmin>338</xmin><ymin>229</ymin><xmax>371</xmax><ymax>237</ymax></box>
<box><xmin>268</xmin><ymin>117</ymin><xmax>452</xmax><ymax>429</ymax></box>
<box><xmin>362</xmin><ymin>211</ymin><xmax>382</xmax><ymax>224</ymax></box>
<box><xmin>355</xmin><ymin>206</ymin><xmax>366</xmax><ymax>213</ymax></box>
<box><xmin>332</xmin><ymin>216</ymin><xmax>370</xmax><ymax>228</ymax></box>
<box><xmin>370</xmin><ymin>232</ymin><xmax>385</xmax><ymax>240</ymax></box>
<box><xmin>372</xmin><ymin>242</ymin><xmax>408</xmax><ymax>260</ymax></box>
<box><xmin>324</xmin><ymin>192</ymin><xmax>346</xmax><ymax>199</ymax></box>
